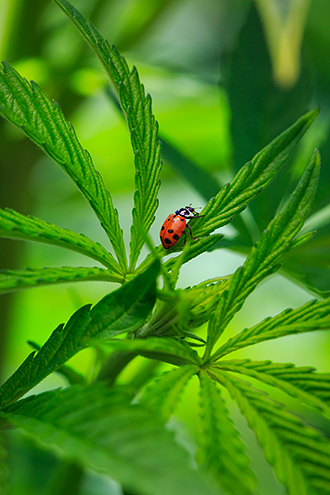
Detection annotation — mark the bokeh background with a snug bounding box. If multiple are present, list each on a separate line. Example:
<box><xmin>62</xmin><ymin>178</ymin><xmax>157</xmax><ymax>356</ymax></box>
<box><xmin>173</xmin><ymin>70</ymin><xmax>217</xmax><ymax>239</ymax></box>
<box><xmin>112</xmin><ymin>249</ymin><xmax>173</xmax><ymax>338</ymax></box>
<box><xmin>1</xmin><ymin>0</ymin><xmax>330</xmax><ymax>493</ymax></box>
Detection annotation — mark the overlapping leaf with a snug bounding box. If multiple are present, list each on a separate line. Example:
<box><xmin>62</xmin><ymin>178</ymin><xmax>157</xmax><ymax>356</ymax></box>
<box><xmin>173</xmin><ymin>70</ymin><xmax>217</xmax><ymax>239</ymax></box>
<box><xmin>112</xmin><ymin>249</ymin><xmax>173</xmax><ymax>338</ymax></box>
<box><xmin>0</xmin><ymin>62</ymin><xmax>126</xmax><ymax>271</ymax></box>
<box><xmin>205</xmin><ymin>149</ymin><xmax>320</xmax><ymax>358</ymax></box>
<box><xmin>54</xmin><ymin>0</ymin><xmax>162</xmax><ymax>271</ymax></box>
<box><xmin>197</xmin><ymin>371</ymin><xmax>256</xmax><ymax>495</ymax></box>
<box><xmin>215</xmin><ymin>359</ymin><xmax>330</xmax><ymax>419</ymax></box>
<box><xmin>213</xmin><ymin>296</ymin><xmax>330</xmax><ymax>360</ymax></box>
<box><xmin>0</xmin><ymin>260</ymin><xmax>159</xmax><ymax>407</ymax></box>
<box><xmin>0</xmin><ymin>207</ymin><xmax>119</xmax><ymax>272</ymax></box>
<box><xmin>212</xmin><ymin>369</ymin><xmax>330</xmax><ymax>495</ymax></box>
<box><xmin>0</xmin><ymin>384</ymin><xmax>218</xmax><ymax>495</ymax></box>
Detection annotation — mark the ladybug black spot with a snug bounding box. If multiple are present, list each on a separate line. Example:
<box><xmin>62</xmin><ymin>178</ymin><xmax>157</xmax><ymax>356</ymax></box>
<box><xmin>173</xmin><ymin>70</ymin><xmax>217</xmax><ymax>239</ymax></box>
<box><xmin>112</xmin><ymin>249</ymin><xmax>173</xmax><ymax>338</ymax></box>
<box><xmin>168</xmin><ymin>229</ymin><xmax>174</xmax><ymax>233</ymax></box>
<box><xmin>173</xmin><ymin>234</ymin><xmax>180</xmax><ymax>240</ymax></box>
<box><xmin>164</xmin><ymin>238</ymin><xmax>172</xmax><ymax>245</ymax></box>
<box><xmin>161</xmin><ymin>226</ymin><xmax>164</xmax><ymax>231</ymax></box>
<box><xmin>180</xmin><ymin>218</ymin><xmax>185</xmax><ymax>222</ymax></box>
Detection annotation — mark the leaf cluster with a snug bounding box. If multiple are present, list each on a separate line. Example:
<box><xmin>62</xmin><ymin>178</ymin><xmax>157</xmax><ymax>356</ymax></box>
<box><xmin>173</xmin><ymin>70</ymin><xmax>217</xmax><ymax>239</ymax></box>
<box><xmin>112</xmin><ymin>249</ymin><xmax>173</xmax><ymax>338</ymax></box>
<box><xmin>0</xmin><ymin>1</ymin><xmax>330</xmax><ymax>495</ymax></box>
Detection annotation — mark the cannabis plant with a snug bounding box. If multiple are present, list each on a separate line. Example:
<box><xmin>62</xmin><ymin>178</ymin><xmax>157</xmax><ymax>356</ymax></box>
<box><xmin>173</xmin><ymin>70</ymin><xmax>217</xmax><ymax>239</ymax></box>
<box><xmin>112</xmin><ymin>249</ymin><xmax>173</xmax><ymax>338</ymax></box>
<box><xmin>0</xmin><ymin>1</ymin><xmax>329</xmax><ymax>494</ymax></box>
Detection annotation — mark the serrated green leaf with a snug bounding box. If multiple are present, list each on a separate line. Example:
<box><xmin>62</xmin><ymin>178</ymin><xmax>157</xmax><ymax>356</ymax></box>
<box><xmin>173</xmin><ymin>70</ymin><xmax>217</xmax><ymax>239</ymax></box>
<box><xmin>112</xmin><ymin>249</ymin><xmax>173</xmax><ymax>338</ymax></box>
<box><xmin>0</xmin><ymin>63</ymin><xmax>126</xmax><ymax>272</ymax></box>
<box><xmin>214</xmin><ymin>359</ymin><xmax>330</xmax><ymax>420</ymax></box>
<box><xmin>205</xmin><ymin>149</ymin><xmax>320</xmax><ymax>359</ymax></box>
<box><xmin>99</xmin><ymin>336</ymin><xmax>201</xmax><ymax>367</ymax></box>
<box><xmin>54</xmin><ymin>0</ymin><xmax>162</xmax><ymax>272</ymax></box>
<box><xmin>211</xmin><ymin>369</ymin><xmax>330</xmax><ymax>495</ymax></box>
<box><xmin>86</xmin><ymin>259</ymin><xmax>160</xmax><ymax>341</ymax></box>
<box><xmin>27</xmin><ymin>341</ymin><xmax>85</xmax><ymax>385</ymax></box>
<box><xmin>0</xmin><ymin>261</ymin><xmax>159</xmax><ymax>407</ymax></box>
<box><xmin>140</xmin><ymin>365</ymin><xmax>198</xmax><ymax>421</ymax></box>
<box><xmin>0</xmin><ymin>266</ymin><xmax>120</xmax><ymax>293</ymax></box>
<box><xmin>0</xmin><ymin>384</ymin><xmax>218</xmax><ymax>495</ymax></box>
<box><xmin>197</xmin><ymin>371</ymin><xmax>256</xmax><ymax>495</ymax></box>
<box><xmin>191</xmin><ymin>108</ymin><xmax>319</xmax><ymax>239</ymax></box>
<box><xmin>0</xmin><ymin>207</ymin><xmax>120</xmax><ymax>272</ymax></box>
<box><xmin>212</xmin><ymin>296</ymin><xmax>330</xmax><ymax>360</ymax></box>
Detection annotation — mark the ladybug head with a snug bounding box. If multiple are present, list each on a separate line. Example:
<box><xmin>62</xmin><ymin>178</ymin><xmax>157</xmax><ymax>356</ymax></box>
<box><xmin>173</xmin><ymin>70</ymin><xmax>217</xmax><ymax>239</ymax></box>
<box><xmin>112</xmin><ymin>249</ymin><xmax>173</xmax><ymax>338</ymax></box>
<box><xmin>175</xmin><ymin>205</ymin><xmax>198</xmax><ymax>218</ymax></box>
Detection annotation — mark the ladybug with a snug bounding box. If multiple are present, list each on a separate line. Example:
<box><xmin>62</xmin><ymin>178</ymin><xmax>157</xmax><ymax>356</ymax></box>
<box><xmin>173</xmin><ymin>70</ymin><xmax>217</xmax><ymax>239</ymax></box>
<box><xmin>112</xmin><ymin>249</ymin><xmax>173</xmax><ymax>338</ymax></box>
<box><xmin>160</xmin><ymin>205</ymin><xmax>203</xmax><ymax>250</ymax></box>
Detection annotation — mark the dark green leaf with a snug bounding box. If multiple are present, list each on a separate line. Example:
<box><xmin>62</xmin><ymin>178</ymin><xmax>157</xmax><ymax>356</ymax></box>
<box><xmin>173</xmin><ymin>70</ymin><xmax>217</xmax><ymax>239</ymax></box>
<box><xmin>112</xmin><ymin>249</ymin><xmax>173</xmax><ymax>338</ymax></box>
<box><xmin>197</xmin><ymin>371</ymin><xmax>256</xmax><ymax>495</ymax></box>
<box><xmin>0</xmin><ymin>384</ymin><xmax>218</xmax><ymax>495</ymax></box>
<box><xmin>0</xmin><ymin>261</ymin><xmax>159</xmax><ymax>407</ymax></box>
<box><xmin>225</xmin><ymin>6</ymin><xmax>312</xmax><ymax>231</ymax></box>
<box><xmin>211</xmin><ymin>369</ymin><xmax>330</xmax><ymax>495</ymax></box>
<box><xmin>282</xmin><ymin>223</ymin><xmax>330</xmax><ymax>297</ymax></box>
<box><xmin>160</xmin><ymin>137</ymin><xmax>220</xmax><ymax>200</ymax></box>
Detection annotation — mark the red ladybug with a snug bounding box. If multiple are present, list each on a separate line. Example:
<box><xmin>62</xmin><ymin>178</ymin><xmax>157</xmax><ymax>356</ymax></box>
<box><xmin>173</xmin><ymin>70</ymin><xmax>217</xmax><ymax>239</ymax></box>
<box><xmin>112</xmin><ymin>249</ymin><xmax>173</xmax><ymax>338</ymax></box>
<box><xmin>160</xmin><ymin>205</ymin><xmax>203</xmax><ymax>250</ymax></box>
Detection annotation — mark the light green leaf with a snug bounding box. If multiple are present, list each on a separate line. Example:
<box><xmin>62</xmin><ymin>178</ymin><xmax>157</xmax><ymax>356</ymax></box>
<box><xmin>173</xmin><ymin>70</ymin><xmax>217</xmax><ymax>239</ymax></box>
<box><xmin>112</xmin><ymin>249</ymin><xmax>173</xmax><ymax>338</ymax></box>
<box><xmin>0</xmin><ymin>266</ymin><xmax>120</xmax><ymax>293</ymax></box>
<box><xmin>192</xmin><ymin>109</ymin><xmax>319</xmax><ymax>239</ymax></box>
<box><xmin>0</xmin><ymin>384</ymin><xmax>218</xmax><ymax>495</ymax></box>
<box><xmin>0</xmin><ymin>62</ymin><xmax>126</xmax><ymax>272</ymax></box>
<box><xmin>140</xmin><ymin>365</ymin><xmax>198</xmax><ymax>422</ymax></box>
<box><xmin>0</xmin><ymin>260</ymin><xmax>159</xmax><ymax>407</ymax></box>
<box><xmin>214</xmin><ymin>359</ymin><xmax>330</xmax><ymax>419</ymax></box>
<box><xmin>197</xmin><ymin>371</ymin><xmax>256</xmax><ymax>495</ymax></box>
<box><xmin>99</xmin><ymin>337</ymin><xmax>201</xmax><ymax>367</ymax></box>
<box><xmin>205</xmin><ymin>149</ymin><xmax>320</xmax><ymax>359</ymax></box>
<box><xmin>211</xmin><ymin>369</ymin><xmax>330</xmax><ymax>495</ymax></box>
<box><xmin>0</xmin><ymin>207</ymin><xmax>120</xmax><ymax>272</ymax></box>
<box><xmin>212</xmin><ymin>296</ymin><xmax>330</xmax><ymax>360</ymax></box>
<box><xmin>54</xmin><ymin>0</ymin><xmax>162</xmax><ymax>272</ymax></box>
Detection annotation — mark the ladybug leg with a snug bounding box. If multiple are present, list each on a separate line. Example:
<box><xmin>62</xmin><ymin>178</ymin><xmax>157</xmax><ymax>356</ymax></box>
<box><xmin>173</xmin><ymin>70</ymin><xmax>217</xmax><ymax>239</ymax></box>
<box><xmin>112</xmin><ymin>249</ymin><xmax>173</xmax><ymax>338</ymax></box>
<box><xmin>182</xmin><ymin>229</ymin><xmax>187</xmax><ymax>245</ymax></box>
<box><xmin>185</xmin><ymin>224</ymin><xmax>197</xmax><ymax>241</ymax></box>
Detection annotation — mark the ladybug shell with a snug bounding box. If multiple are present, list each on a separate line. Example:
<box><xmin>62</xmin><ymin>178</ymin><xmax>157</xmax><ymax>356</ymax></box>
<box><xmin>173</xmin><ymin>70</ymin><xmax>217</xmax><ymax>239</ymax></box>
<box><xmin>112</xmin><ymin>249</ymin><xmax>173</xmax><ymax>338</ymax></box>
<box><xmin>160</xmin><ymin>213</ymin><xmax>186</xmax><ymax>249</ymax></box>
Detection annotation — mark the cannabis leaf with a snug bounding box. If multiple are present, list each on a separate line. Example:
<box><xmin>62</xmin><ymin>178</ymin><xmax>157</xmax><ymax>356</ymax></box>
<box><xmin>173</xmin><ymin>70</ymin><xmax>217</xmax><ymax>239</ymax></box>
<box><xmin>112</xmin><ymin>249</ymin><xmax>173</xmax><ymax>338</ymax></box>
<box><xmin>194</xmin><ymin>108</ymin><xmax>319</xmax><ymax>238</ymax></box>
<box><xmin>211</xmin><ymin>370</ymin><xmax>330</xmax><ymax>495</ymax></box>
<box><xmin>0</xmin><ymin>62</ymin><xmax>126</xmax><ymax>271</ymax></box>
<box><xmin>206</xmin><ymin>149</ymin><xmax>320</xmax><ymax>359</ymax></box>
<box><xmin>54</xmin><ymin>0</ymin><xmax>162</xmax><ymax>272</ymax></box>
<box><xmin>0</xmin><ymin>260</ymin><xmax>159</xmax><ymax>407</ymax></box>
<box><xmin>0</xmin><ymin>384</ymin><xmax>218</xmax><ymax>495</ymax></box>
<box><xmin>214</xmin><ymin>296</ymin><xmax>330</xmax><ymax>359</ymax></box>
<box><xmin>139</xmin><ymin>365</ymin><xmax>198</xmax><ymax>422</ymax></box>
<box><xmin>198</xmin><ymin>371</ymin><xmax>256</xmax><ymax>495</ymax></box>
<box><xmin>0</xmin><ymin>266</ymin><xmax>118</xmax><ymax>293</ymax></box>
<box><xmin>215</xmin><ymin>359</ymin><xmax>330</xmax><ymax>419</ymax></box>
<box><xmin>0</xmin><ymin>207</ymin><xmax>120</xmax><ymax>272</ymax></box>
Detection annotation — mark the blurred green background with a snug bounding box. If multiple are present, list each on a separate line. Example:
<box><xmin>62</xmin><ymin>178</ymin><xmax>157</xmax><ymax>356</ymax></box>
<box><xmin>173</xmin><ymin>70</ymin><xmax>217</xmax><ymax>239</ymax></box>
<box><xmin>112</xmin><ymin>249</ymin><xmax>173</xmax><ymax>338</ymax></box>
<box><xmin>1</xmin><ymin>0</ymin><xmax>330</xmax><ymax>493</ymax></box>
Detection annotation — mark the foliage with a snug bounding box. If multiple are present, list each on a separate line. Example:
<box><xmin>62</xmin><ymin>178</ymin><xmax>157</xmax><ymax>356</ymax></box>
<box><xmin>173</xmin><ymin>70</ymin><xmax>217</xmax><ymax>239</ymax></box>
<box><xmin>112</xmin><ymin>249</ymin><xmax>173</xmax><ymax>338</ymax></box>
<box><xmin>0</xmin><ymin>1</ymin><xmax>330</xmax><ymax>495</ymax></box>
